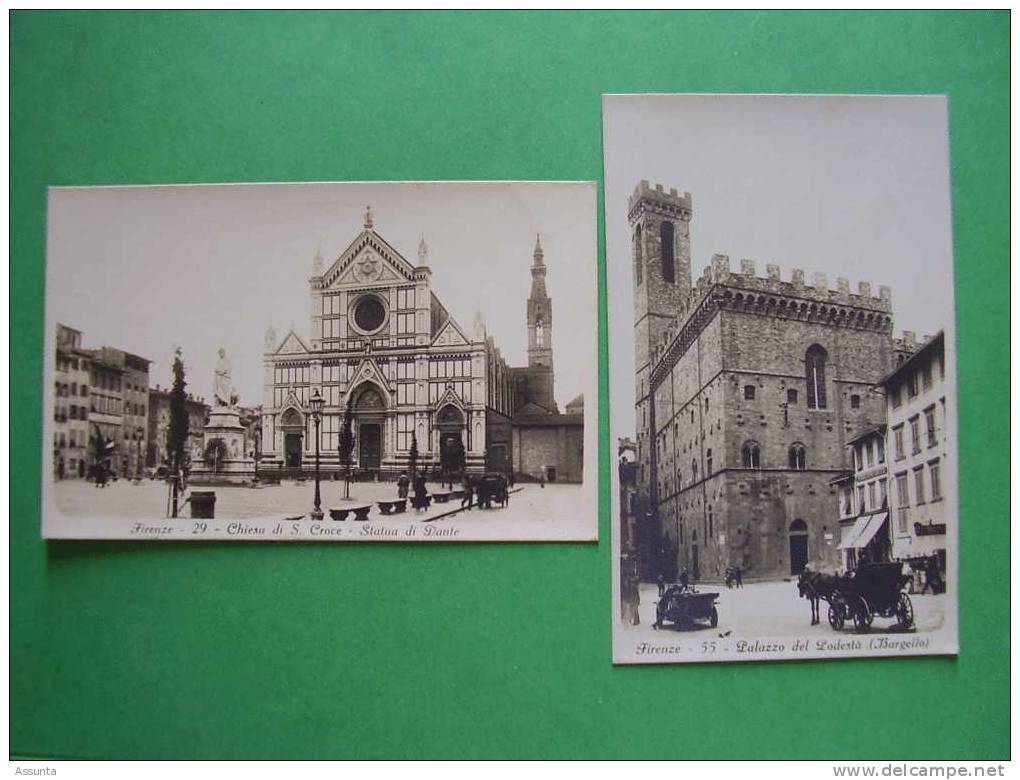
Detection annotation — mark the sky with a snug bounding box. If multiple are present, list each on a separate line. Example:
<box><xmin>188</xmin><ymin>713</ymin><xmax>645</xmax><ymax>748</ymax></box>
<box><xmin>47</xmin><ymin>181</ymin><xmax>596</xmax><ymax>410</ymax></box>
<box><xmin>603</xmin><ymin>94</ymin><xmax>956</xmax><ymax>436</ymax></box>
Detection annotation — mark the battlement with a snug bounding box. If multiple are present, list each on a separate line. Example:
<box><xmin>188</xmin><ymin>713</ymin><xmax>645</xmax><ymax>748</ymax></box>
<box><xmin>627</xmin><ymin>180</ymin><xmax>692</xmax><ymax>221</ymax></box>
<box><xmin>648</xmin><ymin>254</ymin><xmax>896</xmax><ymax>380</ymax></box>
<box><xmin>693</xmin><ymin>254</ymin><xmax>892</xmax><ymax>313</ymax></box>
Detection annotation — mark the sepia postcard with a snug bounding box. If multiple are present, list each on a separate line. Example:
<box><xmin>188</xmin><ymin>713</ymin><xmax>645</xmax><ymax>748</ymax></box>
<box><xmin>605</xmin><ymin>94</ymin><xmax>959</xmax><ymax>662</ymax></box>
<box><xmin>43</xmin><ymin>180</ymin><xmax>597</xmax><ymax>542</ymax></box>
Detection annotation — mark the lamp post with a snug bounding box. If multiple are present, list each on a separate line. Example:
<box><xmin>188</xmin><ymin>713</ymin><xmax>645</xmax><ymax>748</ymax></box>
<box><xmin>252</xmin><ymin>421</ymin><xmax>262</xmax><ymax>487</ymax></box>
<box><xmin>134</xmin><ymin>426</ymin><xmax>144</xmax><ymax>483</ymax></box>
<box><xmin>309</xmin><ymin>388</ymin><xmax>325</xmax><ymax>521</ymax></box>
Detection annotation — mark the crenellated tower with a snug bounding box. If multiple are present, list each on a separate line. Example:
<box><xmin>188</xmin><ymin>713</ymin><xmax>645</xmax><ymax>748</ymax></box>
<box><xmin>629</xmin><ymin>181</ymin><xmax>693</xmax><ymax>506</ymax></box>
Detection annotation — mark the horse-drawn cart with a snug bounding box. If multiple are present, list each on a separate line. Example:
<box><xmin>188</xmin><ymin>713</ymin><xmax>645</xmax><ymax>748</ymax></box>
<box><xmin>653</xmin><ymin>585</ymin><xmax>719</xmax><ymax>630</ymax></box>
<box><xmin>827</xmin><ymin>562</ymin><xmax>914</xmax><ymax>633</ymax></box>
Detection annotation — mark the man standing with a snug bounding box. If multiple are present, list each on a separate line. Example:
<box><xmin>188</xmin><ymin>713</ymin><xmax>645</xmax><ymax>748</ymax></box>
<box><xmin>396</xmin><ymin>471</ymin><xmax>409</xmax><ymax>499</ymax></box>
<box><xmin>461</xmin><ymin>473</ymin><xmax>474</xmax><ymax>511</ymax></box>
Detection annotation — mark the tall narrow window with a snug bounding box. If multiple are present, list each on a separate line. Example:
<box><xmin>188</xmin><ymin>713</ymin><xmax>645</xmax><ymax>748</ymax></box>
<box><xmin>805</xmin><ymin>345</ymin><xmax>828</xmax><ymax>409</ymax></box>
<box><xmin>788</xmin><ymin>444</ymin><xmax>806</xmax><ymax>470</ymax></box>
<box><xmin>535</xmin><ymin>318</ymin><xmax>545</xmax><ymax>348</ymax></box>
<box><xmin>633</xmin><ymin>225</ymin><xmax>643</xmax><ymax>285</ymax></box>
<box><xmin>929</xmin><ymin>460</ymin><xmax>942</xmax><ymax>500</ymax></box>
<box><xmin>660</xmin><ymin>221</ymin><xmax>675</xmax><ymax>283</ymax></box>
<box><xmin>706</xmin><ymin>448</ymin><xmax>713</xmax><ymax>475</ymax></box>
<box><xmin>741</xmin><ymin>441</ymin><xmax>761</xmax><ymax>469</ymax></box>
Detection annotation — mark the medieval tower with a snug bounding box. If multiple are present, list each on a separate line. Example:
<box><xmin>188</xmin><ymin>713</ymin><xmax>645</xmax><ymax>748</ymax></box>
<box><xmin>628</xmin><ymin>181</ymin><xmax>693</xmax><ymax>512</ymax></box>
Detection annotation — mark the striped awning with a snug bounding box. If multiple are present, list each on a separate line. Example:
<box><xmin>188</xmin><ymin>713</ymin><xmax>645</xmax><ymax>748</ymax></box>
<box><xmin>838</xmin><ymin>511</ymin><xmax>889</xmax><ymax>550</ymax></box>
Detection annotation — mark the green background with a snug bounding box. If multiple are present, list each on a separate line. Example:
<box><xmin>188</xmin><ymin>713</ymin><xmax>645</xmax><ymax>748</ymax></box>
<box><xmin>11</xmin><ymin>11</ymin><xmax>1009</xmax><ymax>759</ymax></box>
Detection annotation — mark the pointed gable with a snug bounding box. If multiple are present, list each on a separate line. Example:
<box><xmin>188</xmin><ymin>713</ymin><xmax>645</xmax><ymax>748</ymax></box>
<box><xmin>432</xmin><ymin>316</ymin><xmax>470</xmax><ymax>347</ymax></box>
<box><xmin>347</xmin><ymin>357</ymin><xmax>392</xmax><ymax>401</ymax></box>
<box><xmin>434</xmin><ymin>383</ymin><xmax>466</xmax><ymax>411</ymax></box>
<box><xmin>322</xmin><ymin>229</ymin><xmax>417</xmax><ymax>289</ymax></box>
<box><xmin>275</xmin><ymin>329</ymin><xmax>311</xmax><ymax>355</ymax></box>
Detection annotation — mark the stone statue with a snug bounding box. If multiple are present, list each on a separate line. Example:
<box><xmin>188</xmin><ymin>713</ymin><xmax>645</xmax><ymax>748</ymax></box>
<box><xmin>214</xmin><ymin>348</ymin><xmax>235</xmax><ymax>408</ymax></box>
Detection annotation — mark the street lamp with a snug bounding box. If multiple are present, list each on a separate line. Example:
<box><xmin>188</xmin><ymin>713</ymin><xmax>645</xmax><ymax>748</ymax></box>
<box><xmin>309</xmin><ymin>388</ymin><xmax>325</xmax><ymax>521</ymax></box>
<box><xmin>252</xmin><ymin>421</ymin><xmax>262</xmax><ymax>486</ymax></box>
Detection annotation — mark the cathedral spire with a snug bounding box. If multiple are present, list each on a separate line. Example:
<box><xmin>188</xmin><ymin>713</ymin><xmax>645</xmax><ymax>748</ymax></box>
<box><xmin>364</xmin><ymin>205</ymin><xmax>373</xmax><ymax>229</ymax></box>
<box><xmin>312</xmin><ymin>244</ymin><xmax>324</xmax><ymax>277</ymax></box>
<box><xmin>533</xmin><ymin>233</ymin><xmax>544</xmax><ymax>266</ymax></box>
<box><xmin>418</xmin><ymin>234</ymin><xmax>429</xmax><ymax>265</ymax></box>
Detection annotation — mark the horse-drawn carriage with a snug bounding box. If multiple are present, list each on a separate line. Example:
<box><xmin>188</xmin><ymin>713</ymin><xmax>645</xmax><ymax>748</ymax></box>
<box><xmin>653</xmin><ymin>585</ymin><xmax>719</xmax><ymax>630</ymax></box>
<box><xmin>801</xmin><ymin>562</ymin><xmax>913</xmax><ymax>633</ymax></box>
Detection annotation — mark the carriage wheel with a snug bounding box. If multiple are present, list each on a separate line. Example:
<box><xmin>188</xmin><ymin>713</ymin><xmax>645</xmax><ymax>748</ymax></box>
<box><xmin>852</xmin><ymin>597</ymin><xmax>873</xmax><ymax>633</ymax></box>
<box><xmin>709</xmin><ymin>607</ymin><xmax>718</xmax><ymax>628</ymax></box>
<box><xmin>828</xmin><ymin>601</ymin><xmax>845</xmax><ymax>631</ymax></box>
<box><xmin>896</xmin><ymin>593</ymin><xmax>915</xmax><ymax>629</ymax></box>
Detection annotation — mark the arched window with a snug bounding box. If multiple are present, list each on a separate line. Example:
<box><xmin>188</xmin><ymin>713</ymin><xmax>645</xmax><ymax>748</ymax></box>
<box><xmin>741</xmin><ymin>441</ymin><xmax>761</xmax><ymax>469</ymax></box>
<box><xmin>706</xmin><ymin>448</ymin><xmax>713</xmax><ymax>475</ymax></box>
<box><xmin>660</xmin><ymin>221</ymin><xmax>675</xmax><ymax>283</ymax></box>
<box><xmin>535</xmin><ymin>318</ymin><xmax>545</xmax><ymax>348</ymax></box>
<box><xmin>806</xmin><ymin>345</ymin><xmax>828</xmax><ymax>409</ymax></box>
<box><xmin>788</xmin><ymin>443</ymin><xmax>806</xmax><ymax>470</ymax></box>
<box><xmin>633</xmin><ymin>225</ymin><xmax>643</xmax><ymax>285</ymax></box>
<box><xmin>691</xmin><ymin>459</ymin><xmax>698</xmax><ymax>482</ymax></box>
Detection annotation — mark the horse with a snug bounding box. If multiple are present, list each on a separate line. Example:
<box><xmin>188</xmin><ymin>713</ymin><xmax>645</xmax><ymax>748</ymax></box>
<box><xmin>797</xmin><ymin>569</ymin><xmax>845</xmax><ymax>625</ymax></box>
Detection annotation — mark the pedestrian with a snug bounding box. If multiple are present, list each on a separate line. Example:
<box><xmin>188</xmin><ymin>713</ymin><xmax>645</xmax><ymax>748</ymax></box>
<box><xmin>396</xmin><ymin>471</ymin><xmax>409</xmax><ymax>499</ymax></box>
<box><xmin>539</xmin><ymin>469</ymin><xmax>546</xmax><ymax>489</ymax></box>
<box><xmin>735</xmin><ymin>565</ymin><xmax>743</xmax><ymax>588</ymax></box>
<box><xmin>413</xmin><ymin>473</ymin><xmax>428</xmax><ymax>511</ymax></box>
<box><xmin>508</xmin><ymin>471</ymin><xmax>515</xmax><ymax>488</ymax></box>
<box><xmin>679</xmin><ymin>568</ymin><xmax>689</xmax><ymax>591</ymax></box>
<box><xmin>656</xmin><ymin>573</ymin><xmax>666</xmax><ymax>598</ymax></box>
<box><xmin>461</xmin><ymin>473</ymin><xmax>474</xmax><ymax>510</ymax></box>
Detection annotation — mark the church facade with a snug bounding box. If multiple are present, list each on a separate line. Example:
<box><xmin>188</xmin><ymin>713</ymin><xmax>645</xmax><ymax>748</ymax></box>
<box><xmin>259</xmin><ymin>208</ymin><xmax>583</xmax><ymax>482</ymax></box>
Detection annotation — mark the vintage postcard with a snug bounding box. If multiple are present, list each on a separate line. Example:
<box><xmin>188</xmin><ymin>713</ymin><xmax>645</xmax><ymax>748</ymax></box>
<box><xmin>43</xmin><ymin>180</ymin><xmax>597</xmax><ymax>542</ymax></box>
<box><xmin>605</xmin><ymin>94</ymin><xmax>959</xmax><ymax>662</ymax></box>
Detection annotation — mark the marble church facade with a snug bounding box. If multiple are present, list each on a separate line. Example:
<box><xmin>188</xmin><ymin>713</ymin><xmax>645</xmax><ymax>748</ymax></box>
<box><xmin>259</xmin><ymin>208</ymin><xmax>583</xmax><ymax>482</ymax></box>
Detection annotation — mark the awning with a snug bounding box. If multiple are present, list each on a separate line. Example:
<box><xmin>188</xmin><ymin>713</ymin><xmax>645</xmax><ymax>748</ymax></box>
<box><xmin>838</xmin><ymin>511</ymin><xmax>889</xmax><ymax>550</ymax></box>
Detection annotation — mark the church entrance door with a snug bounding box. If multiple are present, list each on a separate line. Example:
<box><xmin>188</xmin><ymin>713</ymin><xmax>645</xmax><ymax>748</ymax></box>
<box><xmin>285</xmin><ymin>433</ymin><xmax>303</xmax><ymax>468</ymax></box>
<box><xmin>359</xmin><ymin>423</ymin><xmax>382</xmax><ymax>470</ymax></box>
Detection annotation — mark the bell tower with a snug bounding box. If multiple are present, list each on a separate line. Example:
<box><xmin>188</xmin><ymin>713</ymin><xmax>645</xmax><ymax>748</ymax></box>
<box><xmin>522</xmin><ymin>234</ymin><xmax>556</xmax><ymax>411</ymax></box>
<box><xmin>629</xmin><ymin>181</ymin><xmax>693</xmax><ymax>507</ymax></box>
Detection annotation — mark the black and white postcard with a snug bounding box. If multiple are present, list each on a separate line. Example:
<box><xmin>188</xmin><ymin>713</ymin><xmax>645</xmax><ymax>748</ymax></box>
<box><xmin>44</xmin><ymin>180</ymin><xmax>597</xmax><ymax>542</ymax></box>
<box><xmin>606</xmin><ymin>94</ymin><xmax>958</xmax><ymax>662</ymax></box>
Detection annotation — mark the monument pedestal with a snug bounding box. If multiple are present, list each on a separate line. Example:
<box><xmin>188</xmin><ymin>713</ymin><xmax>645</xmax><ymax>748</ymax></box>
<box><xmin>190</xmin><ymin>407</ymin><xmax>256</xmax><ymax>486</ymax></box>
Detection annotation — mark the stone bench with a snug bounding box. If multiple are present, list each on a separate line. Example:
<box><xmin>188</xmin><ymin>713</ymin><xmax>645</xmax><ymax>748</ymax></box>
<box><xmin>328</xmin><ymin>505</ymin><xmax>372</xmax><ymax>522</ymax></box>
<box><xmin>377</xmin><ymin>499</ymin><xmax>408</xmax><ymax>515</ymax></box>
<box><xmin>431</xmin><ymin>492</ymin><xmax>452</xmax><ymax>504</ymax></box>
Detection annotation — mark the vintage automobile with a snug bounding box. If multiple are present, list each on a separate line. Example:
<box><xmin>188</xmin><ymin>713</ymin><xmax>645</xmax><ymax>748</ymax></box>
<box><xmin>475</xmin><ymin>473</ymin><xmax>509</xmax><ymax>509</ymax></box>
<box><xmin>653</xmin><ymin>584</ymin><xmax>720</xmax><ymax>630</ymax></box>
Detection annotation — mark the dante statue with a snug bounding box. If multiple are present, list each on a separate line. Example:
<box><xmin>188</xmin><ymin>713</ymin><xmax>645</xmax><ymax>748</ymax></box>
<box><xmin>214</xmin><ymin>348</ymin><xmax>235</xmax><ymax>408</ymax></box>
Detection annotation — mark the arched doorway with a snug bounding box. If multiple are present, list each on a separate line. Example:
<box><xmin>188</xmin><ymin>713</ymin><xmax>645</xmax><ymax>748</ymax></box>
<box><xmin>789</xmin><ymin>519</ymin><xmax>809</xmax><ymax>575</ymax></box>
<box><xmin>436</xmin><ymin>403</ymin><xmax>466</xmax><ymax>478</ymax></box>
<box><xmin>279</xmin><ymin>407</ymin><xmax>304</xmax><ymax>468</ymax></box>
<box><xmin>353</xmin><ymin>385</ymin><xmax>386</xmax><ymax>470</ymax></box>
